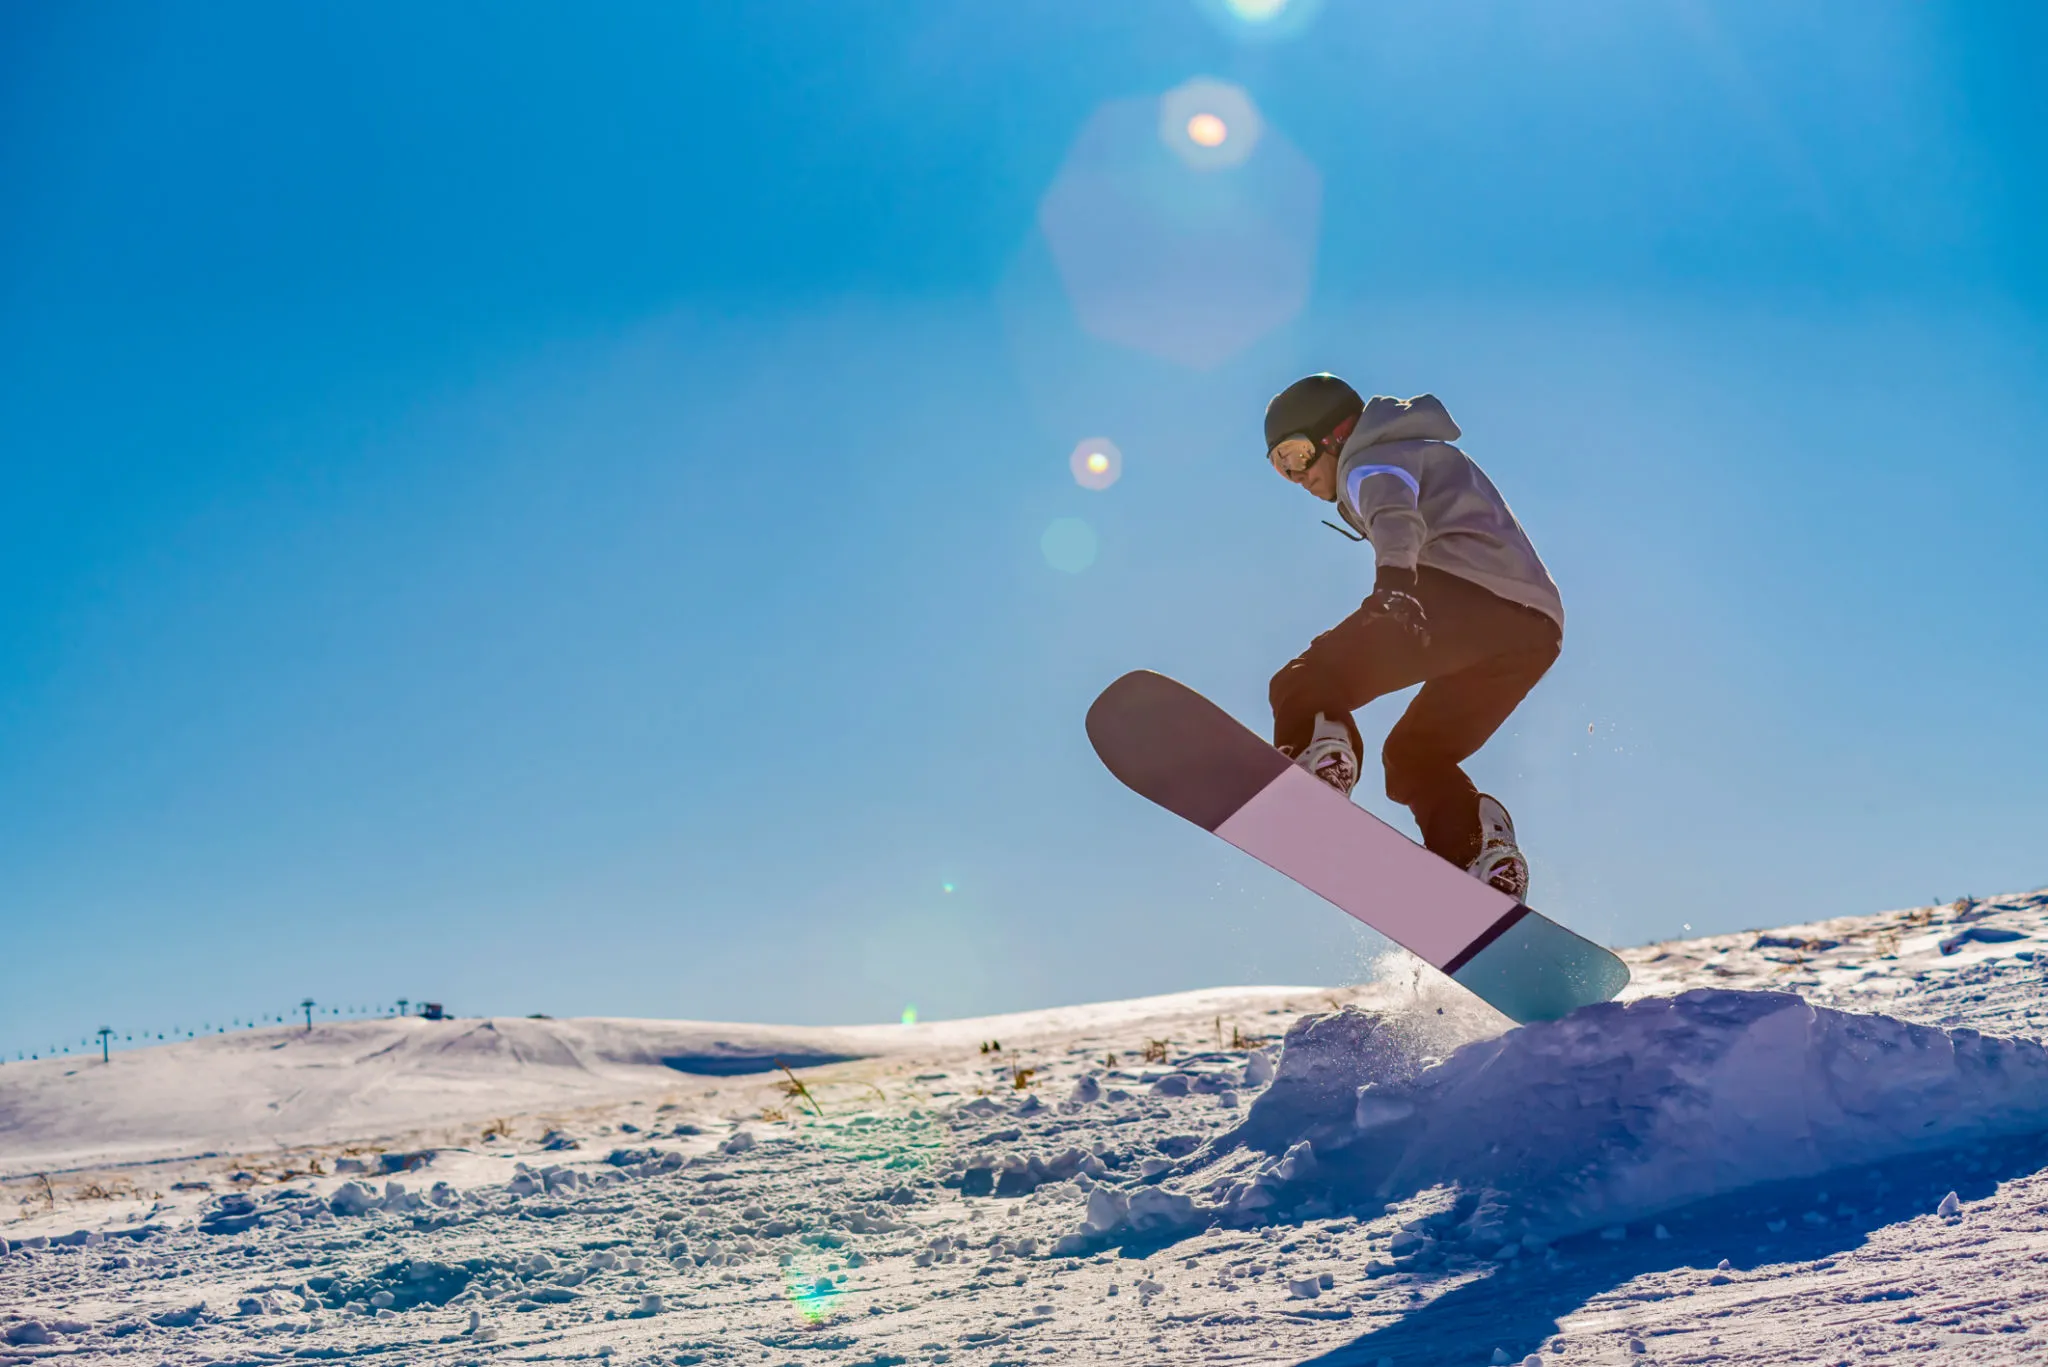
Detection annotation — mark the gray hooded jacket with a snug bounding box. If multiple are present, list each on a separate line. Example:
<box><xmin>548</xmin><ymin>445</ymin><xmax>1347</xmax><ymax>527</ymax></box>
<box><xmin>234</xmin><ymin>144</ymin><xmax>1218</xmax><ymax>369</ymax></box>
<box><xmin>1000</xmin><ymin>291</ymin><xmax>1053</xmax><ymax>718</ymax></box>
<box><xmin>1332</xmin><ymin>394</ymin><xmax>1563</xmax><ymax>630</ymax></box>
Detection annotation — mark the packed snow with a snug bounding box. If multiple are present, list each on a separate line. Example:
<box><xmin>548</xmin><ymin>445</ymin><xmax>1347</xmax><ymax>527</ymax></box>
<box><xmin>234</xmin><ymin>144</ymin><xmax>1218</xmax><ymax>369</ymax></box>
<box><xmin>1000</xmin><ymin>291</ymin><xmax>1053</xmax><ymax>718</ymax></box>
<box><xmin>5</xmin><ymin>889</ymin><xmax>2048</xmax><ymax>1365</ymax></box>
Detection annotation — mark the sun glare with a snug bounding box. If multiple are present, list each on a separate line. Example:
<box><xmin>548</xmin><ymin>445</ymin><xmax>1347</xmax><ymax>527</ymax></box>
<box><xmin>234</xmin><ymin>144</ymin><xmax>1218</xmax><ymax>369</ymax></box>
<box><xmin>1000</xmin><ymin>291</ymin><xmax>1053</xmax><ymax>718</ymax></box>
<box><xmin>1069</xmin><ymin>437</ymin><xmax>1123</xmax><ymax>490</ymax></box>
<box><xmin>1187</xmin><ymin>112</ymin><xmax>1228</xmax><ymax>148</ymax></box>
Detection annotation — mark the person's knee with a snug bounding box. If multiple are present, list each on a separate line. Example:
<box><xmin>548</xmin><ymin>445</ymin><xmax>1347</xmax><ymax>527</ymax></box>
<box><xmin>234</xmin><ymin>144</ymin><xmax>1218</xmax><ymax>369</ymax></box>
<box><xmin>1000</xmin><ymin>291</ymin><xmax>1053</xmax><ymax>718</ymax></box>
<box><xmin>1269</xmin><ymin>656</ymin><xmax>1338</xmax><ymax>722</ymax></box>
<box><xmin>1271</xmin><ymin>659</ymin><xmax>1364</xmax><ymax>758</ymax></box>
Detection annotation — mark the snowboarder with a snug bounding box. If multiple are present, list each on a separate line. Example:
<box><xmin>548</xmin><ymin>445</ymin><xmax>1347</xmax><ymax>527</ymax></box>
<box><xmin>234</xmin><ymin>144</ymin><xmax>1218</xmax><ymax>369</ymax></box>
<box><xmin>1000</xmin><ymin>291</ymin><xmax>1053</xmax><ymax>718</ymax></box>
<box><xmin>1262</xmin><ymin>374</ymin><xmax>1563</xmax><ymax>901</ymax></box>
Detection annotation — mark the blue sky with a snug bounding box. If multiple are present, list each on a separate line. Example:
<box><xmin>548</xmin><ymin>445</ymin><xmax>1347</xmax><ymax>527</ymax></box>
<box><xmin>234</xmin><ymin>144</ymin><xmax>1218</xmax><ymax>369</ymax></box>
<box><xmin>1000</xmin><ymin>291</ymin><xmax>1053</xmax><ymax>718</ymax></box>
<box><xmin>4</xmin><ymin>1</ymin><xmax>2045</xmax><ymax>1056</ymax></box>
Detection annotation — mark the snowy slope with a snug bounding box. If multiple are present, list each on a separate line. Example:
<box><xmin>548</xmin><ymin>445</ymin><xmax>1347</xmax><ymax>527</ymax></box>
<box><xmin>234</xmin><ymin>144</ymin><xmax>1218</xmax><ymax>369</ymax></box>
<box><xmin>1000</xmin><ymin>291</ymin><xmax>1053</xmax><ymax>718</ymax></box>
<box><xmin>0</xmin><ymin>986</ymin><xmax>1328</xmax><ymax>1179</ymax></box>
<box><xmin>4</xmin><ymin>888</ymin><xmax>2048</xmax><ymax>1366</ymax></box>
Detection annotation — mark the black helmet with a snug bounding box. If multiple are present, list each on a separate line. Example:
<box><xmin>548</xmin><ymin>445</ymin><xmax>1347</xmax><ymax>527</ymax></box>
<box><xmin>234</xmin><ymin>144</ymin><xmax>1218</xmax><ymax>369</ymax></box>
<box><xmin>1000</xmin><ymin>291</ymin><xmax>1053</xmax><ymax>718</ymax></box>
<box><xmin>1263</xmin><ymin>373</ymin><xmax>1363</xmax><ymax>452</ymax></box>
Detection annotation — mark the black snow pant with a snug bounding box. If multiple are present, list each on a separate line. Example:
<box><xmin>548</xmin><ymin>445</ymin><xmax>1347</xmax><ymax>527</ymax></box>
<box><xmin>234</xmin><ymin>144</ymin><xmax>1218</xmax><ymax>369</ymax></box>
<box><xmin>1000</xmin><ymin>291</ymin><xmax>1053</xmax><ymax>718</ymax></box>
<box><xmin>1269</xmin><ymin>566</ymin><xmax>1562</xmax><ymax>870</ymax></box>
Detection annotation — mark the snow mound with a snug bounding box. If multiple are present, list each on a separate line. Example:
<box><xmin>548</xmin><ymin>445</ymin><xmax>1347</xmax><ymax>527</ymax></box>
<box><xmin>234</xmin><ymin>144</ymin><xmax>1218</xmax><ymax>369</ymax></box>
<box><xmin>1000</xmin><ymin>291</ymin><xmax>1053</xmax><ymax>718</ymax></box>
<box><xmin>1083</xmin><ymin>990</ymin><xmax>2048</xmax><ymax>1249</ymax></box>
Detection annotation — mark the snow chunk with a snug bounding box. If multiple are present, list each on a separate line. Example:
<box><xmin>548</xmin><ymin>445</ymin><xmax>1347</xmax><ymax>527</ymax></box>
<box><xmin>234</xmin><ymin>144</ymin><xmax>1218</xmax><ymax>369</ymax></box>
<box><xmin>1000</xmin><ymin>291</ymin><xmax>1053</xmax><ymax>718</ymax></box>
<box><xmin>1937</xmin><ymin>1190</ymin><xmax>1961</xmax><ymax>1217</ymax></box>
<box><xmin>953</xmin><ymin>1146</ymin><xmax>1106</xmax><ymax>1198</ymax></box>
<box><xmin>1053</xmin><ymin>1186</ymin><xmax>1199</xmax><ymax>1255</ymax></box>
<box><xmin>329</xmin><ymin>1181</ymin><xmax>382</xmax><ymax>1217</ymax></box>
<box><xmin>1279</xmin><ymin>1138</ymin><xmax>1320</xmax><ymax>1180</ymax></box>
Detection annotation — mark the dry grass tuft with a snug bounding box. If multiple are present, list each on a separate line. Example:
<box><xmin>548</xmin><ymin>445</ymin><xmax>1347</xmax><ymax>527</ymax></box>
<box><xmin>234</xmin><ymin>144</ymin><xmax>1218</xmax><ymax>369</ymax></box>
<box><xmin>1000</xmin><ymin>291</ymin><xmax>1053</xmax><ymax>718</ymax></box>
<box><xmin>73</xmin><ymin>1179</ymin><xmax>144</xmax><ymax>1202</ymax></box>
<box><xmin>774</xmin><ymin>1059</ymin><xmax>824</xmax><ymax>1118</ymax></box>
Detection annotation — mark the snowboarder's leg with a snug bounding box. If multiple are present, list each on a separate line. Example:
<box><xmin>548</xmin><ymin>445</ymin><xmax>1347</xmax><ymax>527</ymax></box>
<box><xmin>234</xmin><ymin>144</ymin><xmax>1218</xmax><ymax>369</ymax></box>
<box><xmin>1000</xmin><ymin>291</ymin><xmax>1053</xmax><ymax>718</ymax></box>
<box><xmin>1381</xmin><ymin>636</ymin><xmax>1559</xmax><ymax>875</ymax></box>
<box><xmin>1271</xmin><ymin>569</ymin><xmax>1560</xmax><ymax>837</ymax></box>
<box><xmin>1268</xmin><ymin>609</ymin><xmax>1429</xmax><ymax>794</ymax></box>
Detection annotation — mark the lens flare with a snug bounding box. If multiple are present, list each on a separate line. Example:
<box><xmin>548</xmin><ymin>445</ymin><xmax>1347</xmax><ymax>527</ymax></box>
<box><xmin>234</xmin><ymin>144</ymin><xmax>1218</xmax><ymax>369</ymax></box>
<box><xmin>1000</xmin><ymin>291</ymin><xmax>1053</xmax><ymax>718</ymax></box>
<box><xmin>900</xmin><ymin>1004</ymin><xmax>918</xmax><ymax>1025</ymax></box>
<box><xmin>941</xmin><ymin>881</ymin><xmax>955</xmax><ymax>893</ymax></box>
<box><xmin>782</xmin><ymin>1255</ymin><xmax>843</xmax><ymax>1323</ymax></box>
<box><xmin>1041</xmin><ymin>517</ymin><xmax>1099</xmax><ymax>574</ymax></box>
<box><xmin>1069</xmin><ymin>437</ymin><xmax>1122</xmax><ymax>490</ymax></box>
<box><xmin>1159</xmin><ymin>78</ymin><xmax>1261</xmax><ymax>170</ymax></box>
<box><xmin>1034</xmin><ymin>84</ymin><xmax>1319</xmax><ymax>369</ymax></box>
<box><xmin>1187</xmin><ymin>112</ymin><xmax>1228</xmax><ymax>147</ymax></box>
<box><xmin>1197</xmin><ymin>0</ymin><xmax>1325</xmax><ymax>41</ymax></box>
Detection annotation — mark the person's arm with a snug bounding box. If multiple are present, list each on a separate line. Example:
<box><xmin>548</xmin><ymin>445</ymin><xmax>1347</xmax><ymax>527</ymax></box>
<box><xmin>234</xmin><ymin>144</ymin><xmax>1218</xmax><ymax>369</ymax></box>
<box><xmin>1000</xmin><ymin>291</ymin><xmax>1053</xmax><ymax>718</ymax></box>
<box><xmin>1339</xmin><ymin>453</ymin><xmax>1430</xmax><ymax>644</ymax></box>
<box><xmin>1341</xmin><ymin>458</ymin><xmax>1425</xmax><ymax>577</ymax></box>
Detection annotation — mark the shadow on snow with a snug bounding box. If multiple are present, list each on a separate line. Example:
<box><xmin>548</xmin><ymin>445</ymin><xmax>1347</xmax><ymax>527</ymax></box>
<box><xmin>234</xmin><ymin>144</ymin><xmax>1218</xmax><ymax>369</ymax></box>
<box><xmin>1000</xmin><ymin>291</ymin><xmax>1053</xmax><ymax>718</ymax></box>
<box><xmin>1084</xmin><ymin>1132</ymin><xmax>2048</xmax><ymax>1364</ymax></box>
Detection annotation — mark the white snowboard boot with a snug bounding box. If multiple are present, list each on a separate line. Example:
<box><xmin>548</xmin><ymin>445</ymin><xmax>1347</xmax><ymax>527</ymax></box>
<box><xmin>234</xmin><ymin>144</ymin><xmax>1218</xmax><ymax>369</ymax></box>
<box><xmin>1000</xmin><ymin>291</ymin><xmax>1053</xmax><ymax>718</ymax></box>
<box><xmin>1286</xmin><ymin>712</ymin><xmax>1359</xmax><ymax>797</ymax></box>
<box><xmin>1467</xmin><ymin>793</ymin><xmax>1529</xmax><ymax>901</ymax></box>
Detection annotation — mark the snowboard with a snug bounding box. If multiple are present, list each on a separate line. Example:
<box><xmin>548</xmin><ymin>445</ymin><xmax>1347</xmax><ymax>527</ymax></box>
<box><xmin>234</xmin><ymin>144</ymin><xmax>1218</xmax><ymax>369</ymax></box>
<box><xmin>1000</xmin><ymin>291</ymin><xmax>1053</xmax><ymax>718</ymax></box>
<box><xmin>1085</xmin><ymin>670</ymin><xmax>1629</xmax><ymax>1024</ymax></box>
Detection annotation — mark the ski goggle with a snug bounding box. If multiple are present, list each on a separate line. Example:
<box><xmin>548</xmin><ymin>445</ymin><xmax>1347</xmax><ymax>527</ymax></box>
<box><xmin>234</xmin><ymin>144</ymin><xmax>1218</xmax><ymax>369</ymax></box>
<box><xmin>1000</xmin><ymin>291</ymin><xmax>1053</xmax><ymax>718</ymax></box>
<box><xmin>1267</xmin><ymin>434</ymin><xmax>1324</xmax><ymax>480</ymax></box>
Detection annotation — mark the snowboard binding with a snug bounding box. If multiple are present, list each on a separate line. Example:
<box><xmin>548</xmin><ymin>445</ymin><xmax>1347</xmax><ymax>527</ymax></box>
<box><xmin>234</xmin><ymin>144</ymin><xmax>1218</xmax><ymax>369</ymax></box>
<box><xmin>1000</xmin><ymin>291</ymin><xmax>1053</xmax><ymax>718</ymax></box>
<box><xmin>1467</xmin><ymin>794</ymin><xmax>1529</xmax><ymax>901</ymax></box>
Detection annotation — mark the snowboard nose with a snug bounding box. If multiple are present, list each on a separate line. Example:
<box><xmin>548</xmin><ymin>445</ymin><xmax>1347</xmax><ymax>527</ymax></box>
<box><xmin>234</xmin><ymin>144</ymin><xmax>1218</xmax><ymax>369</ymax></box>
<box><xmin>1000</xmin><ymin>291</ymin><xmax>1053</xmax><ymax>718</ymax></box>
<box><xmin>1085</xmin><ymin>670</ymin><xmax>1291</xmax><ymax>832</ymax></box>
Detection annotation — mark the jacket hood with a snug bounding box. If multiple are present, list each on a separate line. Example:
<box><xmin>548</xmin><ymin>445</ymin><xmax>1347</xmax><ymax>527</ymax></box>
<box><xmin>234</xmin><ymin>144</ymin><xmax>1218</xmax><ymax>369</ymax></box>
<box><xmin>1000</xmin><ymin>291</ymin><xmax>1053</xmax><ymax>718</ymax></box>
<box><xmin>1350</xmin><ymin>393</ymin><xmax>1460</xmax><ymax>448</ymax></box>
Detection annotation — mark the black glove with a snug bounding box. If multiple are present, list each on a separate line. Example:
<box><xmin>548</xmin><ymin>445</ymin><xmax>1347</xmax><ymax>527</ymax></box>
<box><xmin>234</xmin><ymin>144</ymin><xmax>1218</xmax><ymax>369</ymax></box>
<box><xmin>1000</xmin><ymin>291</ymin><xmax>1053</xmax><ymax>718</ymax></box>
<box><xmin>1362</xmin><ymin>566</ymin><xmax>1429</xmax><ymax>648</ymax></box>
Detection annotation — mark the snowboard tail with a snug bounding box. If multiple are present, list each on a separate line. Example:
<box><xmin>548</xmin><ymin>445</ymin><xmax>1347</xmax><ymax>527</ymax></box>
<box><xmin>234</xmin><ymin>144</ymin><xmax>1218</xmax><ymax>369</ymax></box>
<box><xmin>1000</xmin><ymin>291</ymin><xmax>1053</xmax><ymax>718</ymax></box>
<box><xmin>1086</xmin><ymin>670</ymin><xmax>1628</xmax><ymax>1023</ymax></box>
